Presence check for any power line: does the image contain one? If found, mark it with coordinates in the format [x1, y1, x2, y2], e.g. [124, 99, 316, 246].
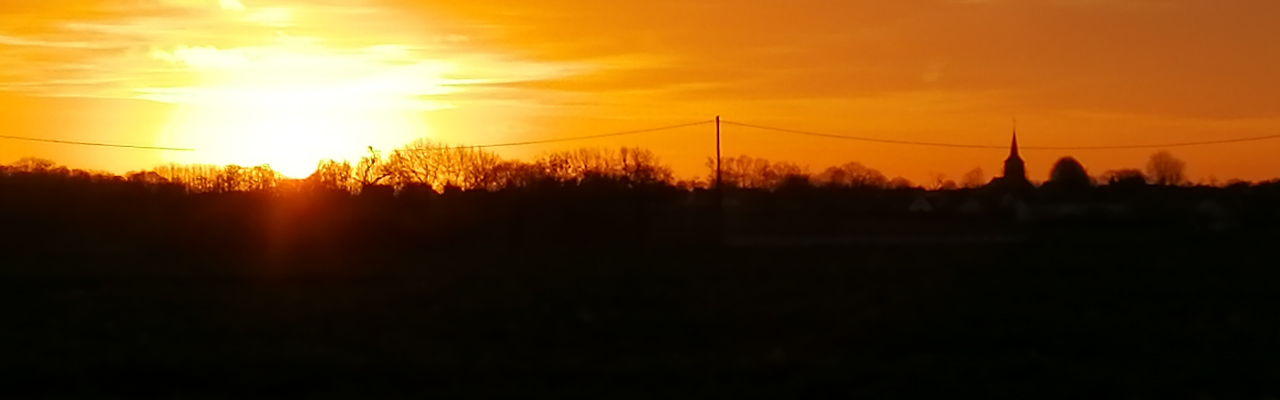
[722, 121, 1009, 149]
[8, 117, 1279, 153]
[1024, 133, 1280, 149]
[0, 120, 714, 154]
[722, 120, 1280, 150]
[0, 134, 195, 151]
[402, 120, 715, 151]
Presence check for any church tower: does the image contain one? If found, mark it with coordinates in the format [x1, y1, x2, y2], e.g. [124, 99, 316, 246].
[1003, 132, 1027, 182]
[992, 122, 1033, 192]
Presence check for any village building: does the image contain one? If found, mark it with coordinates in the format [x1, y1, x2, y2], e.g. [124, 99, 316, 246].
[989, 130, 1035, 193]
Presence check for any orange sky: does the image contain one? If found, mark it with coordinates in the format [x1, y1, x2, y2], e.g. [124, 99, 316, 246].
[2, 0, 1279, 182]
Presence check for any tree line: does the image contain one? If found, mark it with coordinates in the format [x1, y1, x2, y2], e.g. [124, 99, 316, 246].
[3, 142, 1278, 255]
[0, 140, 1266, 195]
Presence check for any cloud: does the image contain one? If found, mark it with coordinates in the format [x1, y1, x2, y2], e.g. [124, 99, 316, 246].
[151, 45, 251, 70]
[243, 7, 292, 26]
[0, 0, 589, 115]
[5, 0, 1279, 122]
[219, 0, 246, 12]
[139, 31, 587, 112]
[0, 35, 122, 50]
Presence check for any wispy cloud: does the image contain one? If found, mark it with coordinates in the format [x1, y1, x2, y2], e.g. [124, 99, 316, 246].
[0, 0, 589, 114]
[219, 0, 246, 12]
[0, 35, 125, 50]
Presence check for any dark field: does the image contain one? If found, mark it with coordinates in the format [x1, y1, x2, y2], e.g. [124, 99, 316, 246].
[3, 235, 1279, 399]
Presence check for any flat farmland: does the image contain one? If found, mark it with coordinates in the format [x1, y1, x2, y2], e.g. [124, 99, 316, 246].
[2, 237, 1278, 399]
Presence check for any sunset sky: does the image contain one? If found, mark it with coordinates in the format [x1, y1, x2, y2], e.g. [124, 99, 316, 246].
[2, 0, 1279, 182]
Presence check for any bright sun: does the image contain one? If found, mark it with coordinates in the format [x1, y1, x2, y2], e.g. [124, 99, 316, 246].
[159, 103, 427, 178]
[145, 38, 458, 178]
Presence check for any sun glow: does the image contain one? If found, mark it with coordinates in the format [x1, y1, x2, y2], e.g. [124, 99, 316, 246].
[0, 0, 590, 177]
[146, 35, 460, 177]
[158, 103, 429, 178]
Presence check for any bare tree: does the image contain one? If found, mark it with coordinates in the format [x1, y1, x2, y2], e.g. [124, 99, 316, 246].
[458, 147, 503, 190]
[927, 172, 949, 190]
[707, 155, 811, 190]
[9, 157, 56, 173]
[216, 165, 247, 192]
[308, 159, 354, 192]
[490, 160, 550, 189]
[152, 164, 222, 193]
[816, 162, 889, 189]
[354, 147, 395, 188]
[960, 167, 986, 189]
[385, 139, 440, 188]
[246, 165, 282, 191]
[1146, 150, 1186, 186]
[768, 161, 805, 189]
[125, 170, 168, 185]
[887, 177, 915, 189]
[382, 139, 506, 191]
[614, 147, 674, 186]
[536, 147, 673, 188]
[1099, 169, 1146, 187]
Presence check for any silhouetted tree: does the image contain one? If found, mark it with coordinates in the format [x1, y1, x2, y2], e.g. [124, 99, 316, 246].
[960, 167, 985, 189]
[540, 147, 674, 188]
[887, 177, 915, 190]
[776, 173, 814, 191]
[454, 147, 503, 190]
[125, 170, 168, 186]
[1202, 176, 1220, 188]
[217, 165, 248, 192]
[10, 157, 56, 173]
[384, 140, 440, 188]
[150, 164, 225, 193]
[1048, 157, 1092, 191]
[355, 147, 395, 188]
[246, 165, 282, 191]
[309, 160, 355, 192]
[925, 172, 956, 190]
[489, 160, 550, 189]
[1100, 169, 1147, 187]
[815, 162, 889, 189]
[616, 147, 675, 186]
[385, 139, 504, 191]
[1146, 150, 1186, 186]
[708, 155, 805, 190]
[675, 178, 707, 191]
[1225, 179, 1251, 190]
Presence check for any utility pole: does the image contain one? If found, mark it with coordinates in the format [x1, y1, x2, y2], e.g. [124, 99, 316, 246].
[716, 116, 722, 191]
[714, 116, 723, 246]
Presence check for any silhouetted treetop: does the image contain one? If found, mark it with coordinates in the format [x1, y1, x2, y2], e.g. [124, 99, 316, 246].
[1100, 169, 1147, 188]
[708, 155, 805, 190]
[538, 147, 674, 188]
[816, 162, 889, 189]
[9, 157, 57, 173]
[1048, 157, 1092, 190]
[1147, 150, 1187, 186]
[960, 167, 985, 189]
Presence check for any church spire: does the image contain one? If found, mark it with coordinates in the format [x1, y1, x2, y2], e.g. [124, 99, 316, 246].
[1010, 117, 1020, 158]
[1002, 118, 1027, 183]
[1010, 131, 1020, 159]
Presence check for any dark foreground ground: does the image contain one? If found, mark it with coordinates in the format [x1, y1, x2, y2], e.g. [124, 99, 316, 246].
[3, 234, 1279, 399]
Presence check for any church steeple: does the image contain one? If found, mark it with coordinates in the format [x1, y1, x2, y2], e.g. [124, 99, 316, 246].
[1009, 131, 1020, 159]
[1009, 118, 1021, 159]
[990, 118, 1033, 192]
[1002, 125, 1027, 183]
